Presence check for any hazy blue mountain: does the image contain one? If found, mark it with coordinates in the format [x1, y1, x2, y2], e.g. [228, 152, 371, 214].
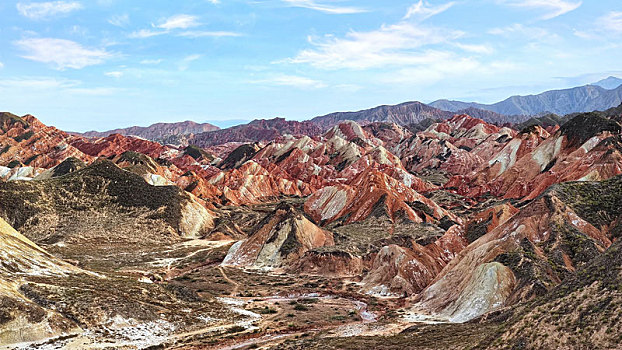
[592, 76, 622, 90]
[310, 101, 454, 129]
[430, 84, 622, 116]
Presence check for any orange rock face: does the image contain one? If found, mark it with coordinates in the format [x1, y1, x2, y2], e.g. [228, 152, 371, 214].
[0, 114, 93, 169]
[413, 178, 617, 322]
[361, 225, 467, 296]
[304, 168, 455, 226]
[221, 203, 334, 269]
[445, 114, 622, 200]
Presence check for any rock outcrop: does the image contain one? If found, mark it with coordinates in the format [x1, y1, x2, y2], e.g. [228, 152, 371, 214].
[222, 203, 334, 269]
[414, 175, 622, 322]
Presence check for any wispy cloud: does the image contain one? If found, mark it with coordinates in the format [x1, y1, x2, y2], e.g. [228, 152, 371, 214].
[130, 14, 241, 39]
[0, 62, 3, 69]
[16, 1, 83, 20]
[251, 75, 327, 88]
[14, 38, 112, 70]
[453, 43, 494, 54]
[206, 0, 220, 4]
[105, 71, 123, 78]
[499, 0, 582, 20]
[140, 59, 163, 65]
[178, 54, 202, 71]
[403, 1, 454, 21]
[285, 21, 463, 69]
[0, 77, 122, 97]
[178, 31, 242, 38]
[0, 77, 79, 90]
[600, 11, 622, 34]
[108, 13, 129, 27]
[157, 14, 201, 30]
[129, 29, 167, 39]
[281, 0, 366, 14]
[488, 23, 558, 41]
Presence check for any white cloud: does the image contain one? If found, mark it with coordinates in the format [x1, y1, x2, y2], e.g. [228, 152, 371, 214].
[282, 0, 366, 14]
[105, 71, 123, 78]
[0, 62, 3, 69]
[0, 77, 121, 96]
[404, 1, 455, 21]
[0, 77, 80, 90]
[499, 0, 581, 20]
[178, 31, 242, 38]
[285, 22, 463, 69]
[600, 11, 622, 33]
[129, 29, 167, 38]
[454, 43, 494, 54]
[14, 38, 112, 70]
[488, 23, 556, 41]
[140, 59, 163, 65]
[157, 14, 201, 30]
[108, 13, 129, 27]
[207, 0, 220, 3]
[178, 54, 201, 71]
[131, 14, 240, 39]
[251, 75, 327, 89]
[381, 56, 481, 85]
[16, 1, 82, 20]
[66, 87, 120, 95]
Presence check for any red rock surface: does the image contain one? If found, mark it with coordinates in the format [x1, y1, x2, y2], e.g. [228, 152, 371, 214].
[445, 115, 622, 200]
[221, 203, 334, 269]
[304, 168, 455, 225]
[361, 225, 467, 296]
[0, 114, 93, 169]
[413, 181, 615, 322]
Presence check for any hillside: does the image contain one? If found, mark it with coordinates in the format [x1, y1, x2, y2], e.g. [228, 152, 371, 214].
[80, 120, 220, 143]
[431, 84, 622, 116]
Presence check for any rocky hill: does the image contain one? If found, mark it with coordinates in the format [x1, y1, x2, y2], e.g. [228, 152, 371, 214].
[1, 106, 622, 349]
[79, 120, 220, 144]
[311, 101, 455, 129]
[189, 117, 322, 147]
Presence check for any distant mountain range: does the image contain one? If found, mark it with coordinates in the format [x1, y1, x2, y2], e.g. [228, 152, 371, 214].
[189, 117, 323, 147]
[74, 77, 622, 144]
[310, 101, 453, 129]
[79, 120, 220, 141]
[430, 81, 622, 116]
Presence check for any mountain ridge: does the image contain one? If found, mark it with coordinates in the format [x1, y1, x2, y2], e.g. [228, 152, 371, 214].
[77, 120, 220, 142]
[430, 83, 622, 116]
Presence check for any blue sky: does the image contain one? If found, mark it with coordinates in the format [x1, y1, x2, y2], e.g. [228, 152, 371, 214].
[0, 0, 621, 131]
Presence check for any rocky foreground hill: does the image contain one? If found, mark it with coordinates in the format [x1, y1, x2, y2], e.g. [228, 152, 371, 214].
[1, 106, 621, 349]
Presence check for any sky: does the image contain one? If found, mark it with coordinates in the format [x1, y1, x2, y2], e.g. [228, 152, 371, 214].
[0, 0, 621, 131]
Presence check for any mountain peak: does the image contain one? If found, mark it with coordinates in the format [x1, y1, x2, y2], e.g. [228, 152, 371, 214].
[592, 76, 622, 90]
